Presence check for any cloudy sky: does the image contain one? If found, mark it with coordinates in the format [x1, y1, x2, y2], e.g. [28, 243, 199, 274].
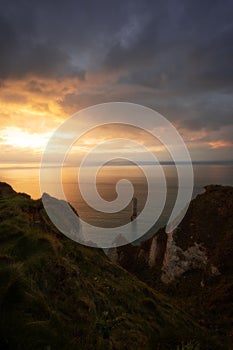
[0, 0, 233, 165]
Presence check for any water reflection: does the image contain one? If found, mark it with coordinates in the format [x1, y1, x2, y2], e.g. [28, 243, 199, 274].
[1, 164, 232, 233]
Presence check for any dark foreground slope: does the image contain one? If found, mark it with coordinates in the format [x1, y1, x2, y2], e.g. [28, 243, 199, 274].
[116, 185, 233, 349]
[0, 182, 215, 350]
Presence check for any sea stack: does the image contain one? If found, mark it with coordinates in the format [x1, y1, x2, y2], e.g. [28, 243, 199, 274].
[131, 197, 138, 221]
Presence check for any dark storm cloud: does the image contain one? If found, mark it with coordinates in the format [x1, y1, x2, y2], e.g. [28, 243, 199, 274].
[2, 0, 233, 86]
[0, 2, 85, 79]
[0, 0, 140, 79]
[105, 0, 233, 93]
[103, 0, 233, 132]
[1, 0, 233, 133]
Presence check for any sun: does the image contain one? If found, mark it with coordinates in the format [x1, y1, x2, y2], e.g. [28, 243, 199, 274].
[0, 127, 51, 150]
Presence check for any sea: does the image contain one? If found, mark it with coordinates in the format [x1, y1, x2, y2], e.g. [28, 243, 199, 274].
[1, 163, 232, 240]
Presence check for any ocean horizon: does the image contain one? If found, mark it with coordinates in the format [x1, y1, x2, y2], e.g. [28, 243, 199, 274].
[1, 163, 233, 237]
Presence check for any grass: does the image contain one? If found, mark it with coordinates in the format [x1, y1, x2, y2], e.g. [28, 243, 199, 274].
[0, 182, 218, 349]
[176, 341, 200, 350]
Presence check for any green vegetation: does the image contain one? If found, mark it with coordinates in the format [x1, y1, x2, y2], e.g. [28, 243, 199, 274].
[176, 341, 200, 350]
[0, 183, 217, 349]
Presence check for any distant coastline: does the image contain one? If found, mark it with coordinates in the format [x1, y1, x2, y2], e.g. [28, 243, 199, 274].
[0, 159, 233, 169]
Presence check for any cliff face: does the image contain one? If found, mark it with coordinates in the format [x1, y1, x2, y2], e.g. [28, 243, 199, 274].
[161, 233, 208, 283]
[117, 185, 233, 283]
[116, 185, 233, 347]
[161, 185, 233, 284]
[0, 182, 213, 350]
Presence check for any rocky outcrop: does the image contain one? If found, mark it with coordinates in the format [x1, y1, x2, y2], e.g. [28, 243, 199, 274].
[161, 232, 208, 283]
[116, 185, 233, 285]
[114, 185, 233, 348]
[114, 229, 167, 283]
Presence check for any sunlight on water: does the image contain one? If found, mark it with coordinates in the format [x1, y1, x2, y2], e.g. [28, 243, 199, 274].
[1, 164, 233, 233]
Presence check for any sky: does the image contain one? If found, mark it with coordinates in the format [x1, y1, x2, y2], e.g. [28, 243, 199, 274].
[0, 0, 233, 165]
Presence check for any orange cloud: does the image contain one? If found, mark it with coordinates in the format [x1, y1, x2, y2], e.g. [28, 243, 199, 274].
[208, 140, 233, 149]
[1, 73, 233, 166]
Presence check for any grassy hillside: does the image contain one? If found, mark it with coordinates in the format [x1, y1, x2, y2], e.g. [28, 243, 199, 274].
[0, 182, 215, 349]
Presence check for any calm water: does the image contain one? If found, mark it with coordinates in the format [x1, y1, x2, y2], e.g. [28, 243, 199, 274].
[1, 164, 233, 234]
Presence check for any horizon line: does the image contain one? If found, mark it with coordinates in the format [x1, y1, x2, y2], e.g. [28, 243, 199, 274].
[0, 160, 233, 170]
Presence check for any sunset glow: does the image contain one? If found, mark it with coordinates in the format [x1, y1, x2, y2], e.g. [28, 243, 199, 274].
[0, 127, 51, 150]
[0, 1, 232, 166]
